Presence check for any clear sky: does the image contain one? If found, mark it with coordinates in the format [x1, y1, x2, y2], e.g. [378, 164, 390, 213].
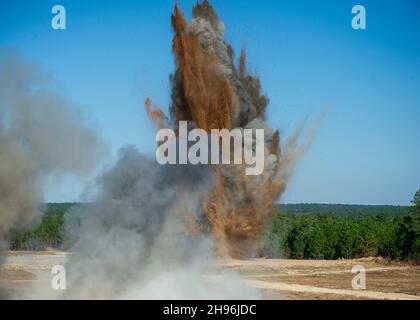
[1, 0, 419, 205]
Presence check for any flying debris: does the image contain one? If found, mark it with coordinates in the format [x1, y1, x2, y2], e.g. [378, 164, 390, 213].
[146, 1, 306, 259]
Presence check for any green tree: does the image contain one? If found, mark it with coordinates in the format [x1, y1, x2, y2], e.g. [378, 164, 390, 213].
[411, 189, 420, 207]
[407, 189, 420, 261]
[393, 189, 420, 262]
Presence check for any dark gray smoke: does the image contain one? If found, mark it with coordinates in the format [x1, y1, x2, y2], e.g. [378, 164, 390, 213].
[23, 147, 259, 299]
[0, 49, 105, 271]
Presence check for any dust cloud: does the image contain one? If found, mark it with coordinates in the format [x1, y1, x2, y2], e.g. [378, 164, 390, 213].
[146, 1, 313, 258]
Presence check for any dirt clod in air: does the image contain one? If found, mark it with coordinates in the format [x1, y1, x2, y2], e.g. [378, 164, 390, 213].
[146, 1, 302, 259]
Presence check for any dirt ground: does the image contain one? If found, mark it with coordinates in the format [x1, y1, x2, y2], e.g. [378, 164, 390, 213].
[1, 251, 420, 300]
[222, 257, 420, 300]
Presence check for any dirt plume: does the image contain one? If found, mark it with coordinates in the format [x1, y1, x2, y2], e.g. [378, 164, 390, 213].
[146, 1, 309, 259]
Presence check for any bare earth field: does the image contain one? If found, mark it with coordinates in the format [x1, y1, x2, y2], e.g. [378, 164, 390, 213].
[1, 251, 420, 300]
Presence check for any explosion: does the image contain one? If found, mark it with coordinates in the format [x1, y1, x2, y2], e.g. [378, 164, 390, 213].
[1, 1, 310, 299]
[147, 1, 301, 259]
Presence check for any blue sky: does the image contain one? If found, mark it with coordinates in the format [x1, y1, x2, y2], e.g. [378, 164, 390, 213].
[1, 0, 419, 205]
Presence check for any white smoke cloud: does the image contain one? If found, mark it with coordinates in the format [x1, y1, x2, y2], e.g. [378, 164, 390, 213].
[0, 48, 105, 296]
[21, 148, 259, 299]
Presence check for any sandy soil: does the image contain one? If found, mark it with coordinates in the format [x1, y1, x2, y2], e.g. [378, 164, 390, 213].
[223, 257, 420, 300]
[1, 251, 419, 300]
[0, 250, 68, 296]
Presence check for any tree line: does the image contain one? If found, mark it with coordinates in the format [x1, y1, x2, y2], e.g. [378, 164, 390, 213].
[259, 190, 420, 263]
[9, 203, 73, 250]
[9, 190, 420, 263]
